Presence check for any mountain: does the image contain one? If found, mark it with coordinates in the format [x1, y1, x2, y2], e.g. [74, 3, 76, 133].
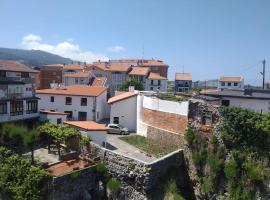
[0, 47, 72, 67]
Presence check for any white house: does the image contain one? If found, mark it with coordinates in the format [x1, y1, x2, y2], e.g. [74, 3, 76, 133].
[64, 121, 108, 146]
[0, 60, 39, 123]
[218, 76, 244, 90]
[36, 85, 109, 122]
[145, 72, 167, 92]
[39, 110, 68, 124]
[202, 89, 270, 113]
[108, 92, 138, 132]
[63, 71, 91, 86]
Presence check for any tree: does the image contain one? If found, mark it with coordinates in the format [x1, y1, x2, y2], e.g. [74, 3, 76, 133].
[118, 77, 144, 91]
[22, 129, 39, 164]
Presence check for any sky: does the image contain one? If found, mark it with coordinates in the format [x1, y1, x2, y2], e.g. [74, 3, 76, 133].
[0, 0, 270, 84]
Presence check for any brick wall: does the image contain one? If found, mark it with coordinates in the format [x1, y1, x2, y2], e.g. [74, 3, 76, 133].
[143, 108, 188, 134]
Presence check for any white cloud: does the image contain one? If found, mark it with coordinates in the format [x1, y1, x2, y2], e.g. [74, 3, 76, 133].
[21, 34, 109, 62]
[107, 45, 126, 53]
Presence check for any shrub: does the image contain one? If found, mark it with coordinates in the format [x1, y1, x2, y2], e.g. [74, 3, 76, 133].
[185, 129, 196, 145]
[96, 163, 107, 174]
[106, 179, 121, 191]
[224, 158, 237, 180]
[201, 176, 215, 194]
[192, 149, 207, 167]
[208, 154, 224, 175]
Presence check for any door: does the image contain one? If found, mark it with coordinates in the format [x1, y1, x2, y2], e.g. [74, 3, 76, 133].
[78, 112, 87, 121]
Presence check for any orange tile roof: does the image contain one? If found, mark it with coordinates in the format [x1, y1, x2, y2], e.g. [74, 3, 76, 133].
[175, 73, 192, 81]
[64, 121, 108, 131]
[139, 59, 168, 67]
[64, 71, 90, 78]
[36, 85, 107, 97]
[106, 63, 131, 72]
[148, 72, 167, 80]
[129, 67, 150, 76]
[108, 92, 137, 104]
[63, 64, 84, 71]
[0, 60, 39, 73]
[43, 64, 64, 67]
[91, 77, 106, 87]
[219, 76, 242, 82]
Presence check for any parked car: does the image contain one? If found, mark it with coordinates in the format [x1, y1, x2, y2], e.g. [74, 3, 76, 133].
[107, 124, 129, 135]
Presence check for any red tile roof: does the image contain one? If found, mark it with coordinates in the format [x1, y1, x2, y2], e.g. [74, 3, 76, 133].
[64, 121, 108, 131]
[148, 72, 167, 80]
[175, 73, 192, 81]
[219, 76, 242, 82]
[108, 92, 137, 104]
[64, 71, 90, 78]
[91, 77, 106, 87]
[36, 85, 107, 97]
[0, 60, 38, 73]
[129, 67, 150, 76]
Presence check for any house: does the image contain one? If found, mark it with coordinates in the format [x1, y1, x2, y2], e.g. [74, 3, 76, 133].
[63, 71, 91, 86]
[36, 64, 63, 89]
[64, 121, 108, 146]
[0, 60, 39, 123]
[145, 72, 167, 92]
[202, 89, 270, 113]
[39, 110, 68, 124]
[36, 85, 108, 122]
[108, 92, 138, 131]
[175, 73, 192, 92]
[218, 76, 244, 90]
[193, 79, 219, 88]
[91, 59, 169, 95]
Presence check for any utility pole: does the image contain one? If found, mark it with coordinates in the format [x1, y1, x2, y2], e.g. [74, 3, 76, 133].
[261, 59, 266, 89]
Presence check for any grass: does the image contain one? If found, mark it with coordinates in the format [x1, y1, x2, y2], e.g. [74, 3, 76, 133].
[119, 135, 178, 158]
[157, 93, 189, 102]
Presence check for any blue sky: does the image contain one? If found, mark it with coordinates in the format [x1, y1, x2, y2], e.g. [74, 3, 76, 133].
[0, 0, 270, 84]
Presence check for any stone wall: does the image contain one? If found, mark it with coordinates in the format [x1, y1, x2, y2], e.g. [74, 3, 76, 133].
[90, 143, 194, 200]
[147, 125, 185, 147]
[48, 165, 99, 200]
[143, 108, 187, 134]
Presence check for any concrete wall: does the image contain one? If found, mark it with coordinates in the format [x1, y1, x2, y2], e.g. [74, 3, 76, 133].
[64, 77, 89, 86]
[96, 90, 110, 121]
[218, 80, 244, 90]
[39, 113, 67, 124]
[222, 97, 270, 113]
[110, 95, 137, 131]
[80, 130, 106, 146]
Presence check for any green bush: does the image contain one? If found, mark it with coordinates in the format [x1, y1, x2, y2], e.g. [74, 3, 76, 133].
[106, 179, 121, 191]
[208, 154, 224, 175]
[192, 149, 207, 167]
[164, 179, 185, 200]
[118, 78, 144, 91]
[96, 163, 107, 174]
[224, 158, 237, 180]
[201, 176, 215, 194]
[185, 129, 196, 145]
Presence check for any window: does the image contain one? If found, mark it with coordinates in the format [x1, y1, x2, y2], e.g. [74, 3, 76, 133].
[57, 118, 62, 124]
[228, 82, 231, 86]
[150, 87, 153, 90]
[151, 80, 154, 85]
[0, 102, 7, 114]
[75, 78, 79, 84]
[21, 72, 29, 78]
[50, 96, 54, 102]
[26, 100, 38, 114]
[0, 71, 6, 77]
[158, 80, 161, 86]
[65, 97, 72, 105]
[222, 100, 230, 106]
[113, 117, 119, 124]
[65, 111, 73, 119]
[78, 112, 87, 121]
[221, 82, 225, 86]
[234, 82, 238, 86]
[81, 98, 87, 106]
[10, 101, 23, 116]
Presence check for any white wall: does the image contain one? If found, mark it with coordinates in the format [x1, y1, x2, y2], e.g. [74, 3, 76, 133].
[110, 95, 137, 131]
[37, 94, 94, 120]
[96, 91, 110, 121]
[142, 96, 189, 116]
[64, 77, 88, 86]
[81, 130, 106, 146]
[145, 79, 167, 92]
[218, 80, 244, 90]
[39, 113, 67, 124]
[223, 97, 270, 113]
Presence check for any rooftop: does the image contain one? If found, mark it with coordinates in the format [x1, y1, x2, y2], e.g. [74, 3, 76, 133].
[64, 71, 90, 78]
[64, 121, 108, 131]
[219, 76, 242, 82]
[36, 85, 107, 97]
[63, 64, 84, 71]
[0, 60, 38, 73]
[148, 72, 167, 80]
[202, 89, 270, 100]
[175, 73, 192, 81]
[91, 77, 106, 87]
[129, 67, 150, 76]
[108, 92, 137, 104]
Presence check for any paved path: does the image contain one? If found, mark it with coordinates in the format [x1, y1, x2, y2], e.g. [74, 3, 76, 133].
[105, 134, 156, 163]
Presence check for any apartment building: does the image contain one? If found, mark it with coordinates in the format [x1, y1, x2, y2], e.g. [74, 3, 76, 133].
[175, 73, 192, 92]
[218, 76, 244, 90]
[36, 85, 108, 122]
[64, 71, 91, 86]
[0, 60, 39, 123]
